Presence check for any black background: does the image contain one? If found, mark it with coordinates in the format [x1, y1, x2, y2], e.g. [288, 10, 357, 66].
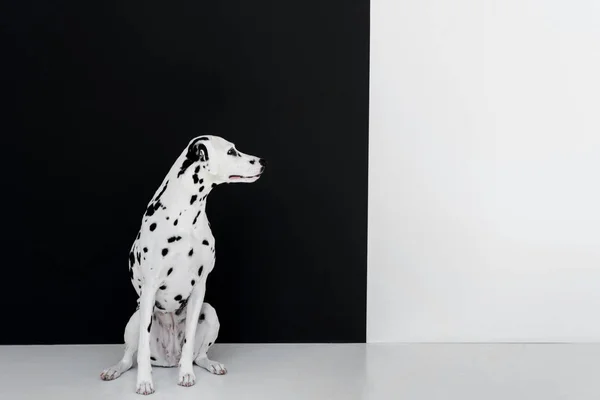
[1, 0, 369, 344]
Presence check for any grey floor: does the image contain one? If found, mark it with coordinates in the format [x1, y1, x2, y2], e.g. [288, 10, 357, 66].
[1, 343, 599, 399]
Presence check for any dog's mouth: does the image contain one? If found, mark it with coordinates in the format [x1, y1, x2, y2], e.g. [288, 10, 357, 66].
[229, 173, 262, 181]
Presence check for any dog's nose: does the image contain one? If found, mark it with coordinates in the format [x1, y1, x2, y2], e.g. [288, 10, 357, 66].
[259, 158, 267, 167]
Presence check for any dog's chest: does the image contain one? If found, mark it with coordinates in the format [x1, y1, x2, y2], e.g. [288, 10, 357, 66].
[153, 247, 212, 312]
[132, 212, 216, 312]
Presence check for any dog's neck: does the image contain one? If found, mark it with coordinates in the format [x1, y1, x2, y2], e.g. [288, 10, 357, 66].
[145, 159, 218, 225]
[166, 174, 215, 207]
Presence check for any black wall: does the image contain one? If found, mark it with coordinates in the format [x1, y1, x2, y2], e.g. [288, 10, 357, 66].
[1, 0, 370, 344]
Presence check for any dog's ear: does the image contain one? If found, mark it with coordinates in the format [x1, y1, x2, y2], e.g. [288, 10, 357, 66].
[178, 138, 211, 177]
[188, 137, 210, 162]
[191, 142, 208, 162]
[198, 145, 208, 162]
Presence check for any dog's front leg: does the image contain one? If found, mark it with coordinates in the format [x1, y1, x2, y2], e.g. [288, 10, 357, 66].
[178, 280, 206, 387]
[136, 283, 158, 395]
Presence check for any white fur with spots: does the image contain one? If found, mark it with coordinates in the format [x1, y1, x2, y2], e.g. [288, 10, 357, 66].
[100, 135, 265, 395]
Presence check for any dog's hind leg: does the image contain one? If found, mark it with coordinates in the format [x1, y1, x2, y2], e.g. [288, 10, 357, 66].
[101, 310, 140, 381]
[193, 303, 226, 375]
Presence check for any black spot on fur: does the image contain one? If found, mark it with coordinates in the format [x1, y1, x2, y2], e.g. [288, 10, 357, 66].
[179, 159, 195, 178]
[198, 266, 203, 276]
[202, 240, 209, 246]
[129, 251, 135, 267]
[195, 166, 200, 173]
[147, 320, 152, 332]
[168, 236, 182, 243]
[143, 247, 148, 253]
[155, 301, 165, 310]
[162, 248, 169, 256]
[192, 174, 199, 184]
[155, 181, 169, 201]
[199, 186, 204, 193]
[167, 267, 173, 276]
[166, 216, 170, 220]
[150, 356, 157, 361]
[190, 195, 197, 205]
[191, 280, 195, 286]
[174, 219, 178, 226]
[200, 313, 205, 321]
[174, 294, 182, 301]
[150, 223, 157, 231]
[144, 200, 163, 216]
[145, 204, 155, 217]
[193, 210, 201, 225]
[178, 140, 208, 177]
[208, 342, 213, 347]
[188, 248, 194, 256]
[184, 338, 187, 344]
[160, 285, 167, 290]
[175, 297, 188, 316]
[212, 183, 217, 188]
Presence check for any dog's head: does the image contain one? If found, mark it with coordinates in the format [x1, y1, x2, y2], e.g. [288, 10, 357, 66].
[178, 135, 266, 185]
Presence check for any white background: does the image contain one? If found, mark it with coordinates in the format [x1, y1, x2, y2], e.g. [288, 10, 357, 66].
[368, 0, 600, 342]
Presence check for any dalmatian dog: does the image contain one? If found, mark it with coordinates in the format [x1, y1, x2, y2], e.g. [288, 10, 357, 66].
[100, 135, 266, 395]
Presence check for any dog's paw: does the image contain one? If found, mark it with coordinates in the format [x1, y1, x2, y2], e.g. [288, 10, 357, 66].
[101, 360, 132, 381]
[196, 357, 227, 375]
[178, 371, 196, 387]
[207, 361, 227, 375]
[100, 366, 121, 381]
[136, 381, 155, 395]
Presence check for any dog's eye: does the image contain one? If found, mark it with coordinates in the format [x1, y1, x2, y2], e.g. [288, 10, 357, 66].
[227, 148, 237, 156]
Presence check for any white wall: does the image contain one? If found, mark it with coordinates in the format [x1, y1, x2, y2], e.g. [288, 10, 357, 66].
[368, 0, 600, 342]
